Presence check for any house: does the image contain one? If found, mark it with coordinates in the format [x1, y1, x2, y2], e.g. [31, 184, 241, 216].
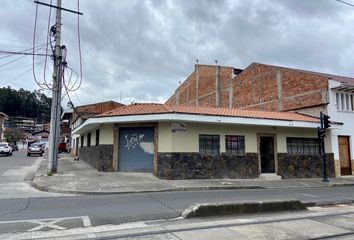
[0, 112, 8, 140]
[63, 101, 124, 156]
[72, 103, 337, 179]
[166, 63, 354, 177]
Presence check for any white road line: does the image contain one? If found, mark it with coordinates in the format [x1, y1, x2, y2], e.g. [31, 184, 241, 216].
[0, 216, 88, 224]
[82, 216, 92, 227]
[299, 182, 312, 187]
[299, 193, 318, 198]
[28, 219, 66, 232]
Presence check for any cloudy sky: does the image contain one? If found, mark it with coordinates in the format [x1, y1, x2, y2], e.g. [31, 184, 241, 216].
[1, 0, 354, 107]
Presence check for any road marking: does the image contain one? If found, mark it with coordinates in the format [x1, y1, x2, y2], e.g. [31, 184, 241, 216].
[0, 216, 91, 232]
[299, 182, 312, 187]
[28, 219, 66, 231]
[299, 193, 318, 198]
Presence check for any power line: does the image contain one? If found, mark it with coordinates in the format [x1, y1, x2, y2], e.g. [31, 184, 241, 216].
[336, 0, 354, 7]
[0, 50, 51, 57]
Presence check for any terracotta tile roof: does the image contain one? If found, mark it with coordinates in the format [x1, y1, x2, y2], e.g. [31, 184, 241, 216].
[97, 103, 320, 123]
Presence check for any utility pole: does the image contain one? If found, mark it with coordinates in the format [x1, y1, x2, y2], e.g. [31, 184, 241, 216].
[48, 0, 62, 173]
[35, 0, 82, 173]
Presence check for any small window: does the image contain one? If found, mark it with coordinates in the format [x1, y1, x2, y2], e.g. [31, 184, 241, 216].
[80, 136, 84, 148]
[199, 135, 219, 155]
[341, 93, 345, 110]
[225, 135, 245, 156]
[346, 94, 350, 111]
[95, 129, 100, 146]
[351, 95, 354, 111]
[87, 133, 91, 147]
[286, 137, 319, 155]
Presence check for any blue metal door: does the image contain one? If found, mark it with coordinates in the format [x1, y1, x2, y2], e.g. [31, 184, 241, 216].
[118, 127, 154, 172]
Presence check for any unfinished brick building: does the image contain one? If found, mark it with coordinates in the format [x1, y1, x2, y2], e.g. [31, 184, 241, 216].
[165, 62, 354, 177]
[165, 62, 354, 116]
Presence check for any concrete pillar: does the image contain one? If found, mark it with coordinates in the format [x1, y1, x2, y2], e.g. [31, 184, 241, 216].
[195, 64, 199, 107]
[276, 71, 283, 111]
[175, 89, 180, 106]
[215, 65, 220, 107]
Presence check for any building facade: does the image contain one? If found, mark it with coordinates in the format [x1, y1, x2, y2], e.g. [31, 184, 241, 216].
[166, 63, 354, 177]
[73, 103, 335, 179]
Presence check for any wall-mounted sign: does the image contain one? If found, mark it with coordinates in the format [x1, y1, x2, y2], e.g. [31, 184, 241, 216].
[172, 123, 187, 133]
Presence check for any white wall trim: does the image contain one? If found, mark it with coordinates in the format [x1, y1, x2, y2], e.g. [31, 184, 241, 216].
[73, 113, 321, 135]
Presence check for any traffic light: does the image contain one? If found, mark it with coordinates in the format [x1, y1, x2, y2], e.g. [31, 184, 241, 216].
[323, 114, 331, 129]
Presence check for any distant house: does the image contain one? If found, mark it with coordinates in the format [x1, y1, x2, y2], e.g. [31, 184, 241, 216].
[0, 112, 8, 141]
[73, 103, 337, 179]
[62, 101, 124, 156]
[31, 130, 49, 141]
[166, 63, 354, 177]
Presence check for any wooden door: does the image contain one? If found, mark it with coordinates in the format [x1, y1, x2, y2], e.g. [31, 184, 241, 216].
[338, 136, 352, 175]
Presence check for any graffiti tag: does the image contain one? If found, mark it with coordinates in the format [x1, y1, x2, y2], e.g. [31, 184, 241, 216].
[124, 133, 144, 150]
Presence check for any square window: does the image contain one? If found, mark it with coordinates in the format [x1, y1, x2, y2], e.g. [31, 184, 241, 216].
[225, 135, 245, 156]
[199, 135, 219, 155]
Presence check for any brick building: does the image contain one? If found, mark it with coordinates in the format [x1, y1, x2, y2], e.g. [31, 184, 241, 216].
[66, 101, 124, 156]
[166, 62, 354, 177]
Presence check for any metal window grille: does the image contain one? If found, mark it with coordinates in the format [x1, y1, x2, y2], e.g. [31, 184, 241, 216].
[199, 135, 220, 155]
[286, 137, 319, 155]
[225, 135, 245, 156]
[95, 129, 100, 146]
[87, 133, 91, 147]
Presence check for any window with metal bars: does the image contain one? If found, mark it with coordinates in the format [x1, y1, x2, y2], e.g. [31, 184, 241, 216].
[199, 134, 219, 155]
[286, 137, 319, 155]
[95, 129, 100, 146]
[225, 135, 245, 156]
[87, 133, 91, 147]
[80, 136, 84, 148]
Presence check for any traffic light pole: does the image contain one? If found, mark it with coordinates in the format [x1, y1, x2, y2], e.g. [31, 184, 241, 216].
[319, 112, 330, 183]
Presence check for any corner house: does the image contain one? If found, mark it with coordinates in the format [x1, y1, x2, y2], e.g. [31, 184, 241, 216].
[73, 103, 337, 179]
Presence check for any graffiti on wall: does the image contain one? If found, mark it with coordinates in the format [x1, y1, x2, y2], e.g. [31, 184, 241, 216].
[124, 133, 144, 150]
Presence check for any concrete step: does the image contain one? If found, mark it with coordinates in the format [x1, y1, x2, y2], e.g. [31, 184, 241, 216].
[259, 173, 282, 180]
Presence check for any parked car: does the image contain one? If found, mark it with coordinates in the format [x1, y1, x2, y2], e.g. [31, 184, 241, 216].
[9, 142, 18, 151]
[27, 143, 43, 156]
[0, 143, 13, 156]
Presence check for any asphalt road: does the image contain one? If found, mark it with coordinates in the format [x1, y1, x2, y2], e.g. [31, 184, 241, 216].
[1, 151, 354, 237]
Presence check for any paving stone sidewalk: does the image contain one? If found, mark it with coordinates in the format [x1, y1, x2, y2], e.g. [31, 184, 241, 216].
[32, 154, 354, 194]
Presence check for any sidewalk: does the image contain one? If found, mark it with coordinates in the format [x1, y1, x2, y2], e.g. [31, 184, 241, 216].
[32, 154, 354, 194]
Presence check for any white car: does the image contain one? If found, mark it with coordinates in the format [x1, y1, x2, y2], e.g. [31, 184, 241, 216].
[0, 143, 13, 156]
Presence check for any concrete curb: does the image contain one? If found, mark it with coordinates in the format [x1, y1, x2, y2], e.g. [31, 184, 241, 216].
[31, 181, 264, 195]
[181, 199, 307, 218]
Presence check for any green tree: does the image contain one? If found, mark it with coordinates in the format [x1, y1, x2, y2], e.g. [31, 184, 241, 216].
[4, 128, 25, 142]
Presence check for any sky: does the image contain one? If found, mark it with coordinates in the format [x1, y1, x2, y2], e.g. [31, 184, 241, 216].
[1, 0, 354, 107]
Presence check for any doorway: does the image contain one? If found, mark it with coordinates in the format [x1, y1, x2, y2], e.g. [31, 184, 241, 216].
[260, 136, 275, 173]
[338, 136, 352, 175]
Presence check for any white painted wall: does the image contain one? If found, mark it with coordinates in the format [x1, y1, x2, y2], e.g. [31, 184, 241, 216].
[158, 122, 324, 153]
[327, 80, 354, 161]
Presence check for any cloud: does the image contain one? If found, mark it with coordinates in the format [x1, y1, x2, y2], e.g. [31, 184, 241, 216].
[1, 0, 354, 107]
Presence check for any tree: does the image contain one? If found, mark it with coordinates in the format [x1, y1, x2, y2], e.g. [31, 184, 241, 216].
[0, 87, 52, 123]
[4, 128, 25, 142]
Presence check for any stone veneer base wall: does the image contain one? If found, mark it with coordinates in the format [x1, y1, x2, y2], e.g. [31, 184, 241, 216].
[157, 152, 259, 180]
[277, 153, 335, 178]
[79, 145, 113, 172]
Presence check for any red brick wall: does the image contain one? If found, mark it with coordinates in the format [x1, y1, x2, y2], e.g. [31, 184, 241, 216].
[73, 101, 124, 122]
[232, 63, 328, 111]
[166, 63, 329, 112]
[165, 65, 234, 107]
